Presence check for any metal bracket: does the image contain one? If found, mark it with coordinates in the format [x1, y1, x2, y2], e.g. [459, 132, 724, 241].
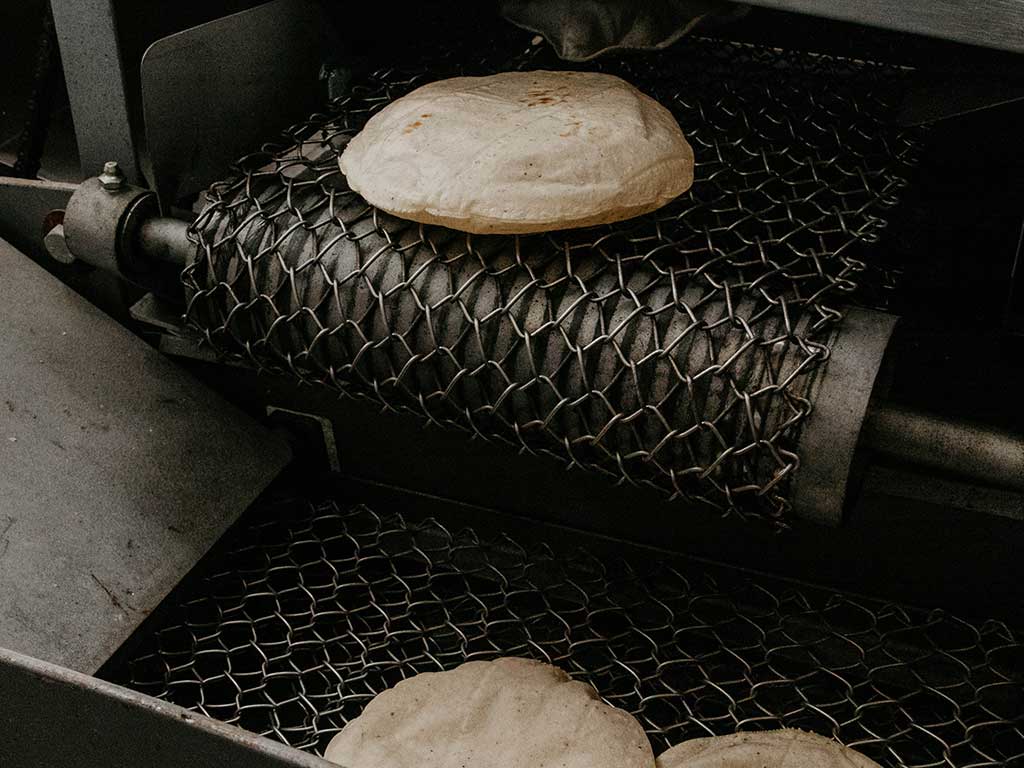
[266, 406, 342, 474]
[129, 292, 187, 334]
[140, 0, 333, 211]
[0, 176, 77, 255]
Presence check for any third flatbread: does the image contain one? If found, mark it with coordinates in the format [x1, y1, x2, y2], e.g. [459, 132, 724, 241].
[657, 729, 882, 768]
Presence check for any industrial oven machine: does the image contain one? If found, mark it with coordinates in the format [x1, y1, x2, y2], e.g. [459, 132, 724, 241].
[1, 1, 1023, 766]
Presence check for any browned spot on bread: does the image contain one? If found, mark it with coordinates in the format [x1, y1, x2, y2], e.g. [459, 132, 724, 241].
[402, 120, 424, 134]
[522, 85, 571, 108]
[420, 113, 431, 118]
[559, 120, 582, 137]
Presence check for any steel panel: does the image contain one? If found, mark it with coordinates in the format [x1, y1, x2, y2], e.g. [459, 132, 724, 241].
[744, 0, 1024, 53]
[0, 647, 331, 768]
[0, 236, 291, 673]
[140, 0, 330, 210]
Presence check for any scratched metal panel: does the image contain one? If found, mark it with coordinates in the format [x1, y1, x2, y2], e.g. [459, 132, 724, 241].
[0, 648, 331, 768]
[0, 236, 291, 674]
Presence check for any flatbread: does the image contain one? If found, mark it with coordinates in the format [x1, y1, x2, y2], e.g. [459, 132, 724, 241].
[339, 70, 694, 234]
[323, 657, 655, 768]
[656, 729, 882, 768]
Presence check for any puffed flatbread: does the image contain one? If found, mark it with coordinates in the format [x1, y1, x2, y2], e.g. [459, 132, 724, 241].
[657, 729, 882, 768]
[324, 657, 655, 768]
[339, 70, 693, 234]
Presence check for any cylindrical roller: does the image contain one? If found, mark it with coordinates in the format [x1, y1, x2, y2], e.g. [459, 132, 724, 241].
[63, 177, 155, 275]
[186, 182, 830, 516]
[791, 311, 1024, 522]
[136, 217, 191, 268]
[789, 309, 898, 526]
[863, 405, 1024, 492]
[61, 173, 189, 301]
[186, 173, 1024, 524]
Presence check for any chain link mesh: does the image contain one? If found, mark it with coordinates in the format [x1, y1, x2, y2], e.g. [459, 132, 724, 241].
[109, 497, 1024, 767]
[183, 36, 921, 521]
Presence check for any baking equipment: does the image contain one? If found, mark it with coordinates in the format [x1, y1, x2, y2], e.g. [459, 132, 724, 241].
[1, 1, 1022, 767]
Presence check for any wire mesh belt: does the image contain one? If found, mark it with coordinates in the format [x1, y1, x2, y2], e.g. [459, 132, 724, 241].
[108, 498, 1024, 767]
[184, 36, 922, 521]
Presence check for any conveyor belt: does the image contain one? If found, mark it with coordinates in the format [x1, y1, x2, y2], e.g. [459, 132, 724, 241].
[182, 35, 922, 522]
[106, 493, 1024, 767]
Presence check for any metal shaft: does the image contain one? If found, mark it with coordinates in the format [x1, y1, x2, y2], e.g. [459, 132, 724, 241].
[862, 404, 1024, 492]
[136, 216, 191, 268]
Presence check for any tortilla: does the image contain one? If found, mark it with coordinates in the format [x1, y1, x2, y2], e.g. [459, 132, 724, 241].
[656, 729, 882, 768]
[339, 70, 693, 234]
[323, 657, 655, 768]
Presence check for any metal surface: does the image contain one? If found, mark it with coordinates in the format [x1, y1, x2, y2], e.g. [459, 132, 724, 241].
[1008, 218, 1024, 335]
[742, 0, 1024, 54]
[49, 0, 140, 183]
[0, 236, 291, 673]
[140, 0, 331, 211]
[130, 292, 190, 333]
[0, 176, 76, 254]
[137, 216, 193, 268]
[863, 405, 1024, 492]
[863, 465, 1024, 521]
[42, 222, 74, 264]
[184, 36, 920, 524]
[61, 174, 187, 300]
[12, 1, 59, 180]
[0, 647, 331, 768]
[894, 73, 1024, 127]
[788, 309, 897, 525]
[108, 495, 1024, 767]
[63, 176, 153, 274]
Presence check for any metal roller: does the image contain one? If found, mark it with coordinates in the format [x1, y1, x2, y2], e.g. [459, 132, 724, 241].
[60, 187, 1019, 526]
[52, 38, 1023, 527]
[170, 38, 914, 524]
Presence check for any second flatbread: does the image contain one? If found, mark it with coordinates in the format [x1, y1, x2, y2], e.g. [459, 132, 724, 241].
[324, 657, 654, 768]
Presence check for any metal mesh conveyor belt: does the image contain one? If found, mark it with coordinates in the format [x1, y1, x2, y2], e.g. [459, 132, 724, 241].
[184, 36, 922, 521]
[107, 497, 1024, 767]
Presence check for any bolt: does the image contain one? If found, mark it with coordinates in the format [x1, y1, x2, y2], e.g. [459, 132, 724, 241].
[99, 160, 125, 192]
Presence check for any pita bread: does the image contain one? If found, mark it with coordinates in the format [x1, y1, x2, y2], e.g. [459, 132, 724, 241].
[656, 729, 882, 768]
[339, 71, 693, 234]
[323, 657, 655, 768]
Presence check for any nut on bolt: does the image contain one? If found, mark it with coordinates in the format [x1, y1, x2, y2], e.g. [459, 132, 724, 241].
[99, 160, 125, 191]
